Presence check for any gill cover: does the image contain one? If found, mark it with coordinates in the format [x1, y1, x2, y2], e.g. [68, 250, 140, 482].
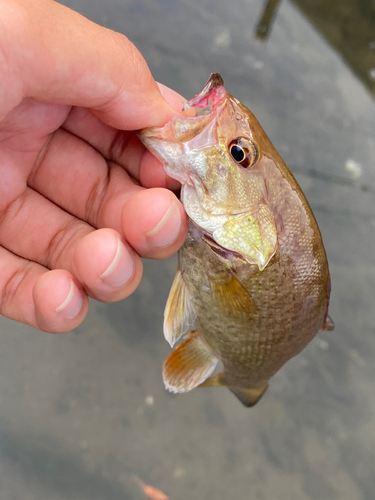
[211, 204, 277, 270]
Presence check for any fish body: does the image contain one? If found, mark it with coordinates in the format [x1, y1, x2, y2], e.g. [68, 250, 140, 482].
[139, 74, 333, 407]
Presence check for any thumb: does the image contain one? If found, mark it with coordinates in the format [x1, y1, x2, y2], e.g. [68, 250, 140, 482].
[1, 0, 178, 129]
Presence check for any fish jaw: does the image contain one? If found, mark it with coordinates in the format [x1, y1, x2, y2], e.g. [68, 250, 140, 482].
[139, 74, 227, 184]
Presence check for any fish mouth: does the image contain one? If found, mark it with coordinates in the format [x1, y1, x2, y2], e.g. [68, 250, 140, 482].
[138, 74, 228, 185]
[184, 73, 226, 116]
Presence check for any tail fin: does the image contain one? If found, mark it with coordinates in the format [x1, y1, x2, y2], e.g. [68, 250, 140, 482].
[229, 383, 268, 407]
[199, 374, 268, 407]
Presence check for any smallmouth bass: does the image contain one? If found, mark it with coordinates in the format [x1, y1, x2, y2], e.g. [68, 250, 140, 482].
[139, 74, 333, 407]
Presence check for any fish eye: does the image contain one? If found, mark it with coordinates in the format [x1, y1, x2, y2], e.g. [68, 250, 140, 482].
[228, 138, 258, 168]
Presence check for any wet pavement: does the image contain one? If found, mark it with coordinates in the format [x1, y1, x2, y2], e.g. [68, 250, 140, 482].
[1, 0, 375, 498]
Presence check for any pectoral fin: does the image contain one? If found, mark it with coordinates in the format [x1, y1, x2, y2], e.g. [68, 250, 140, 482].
[163, 269, 196, 347]
[163, 330, 218, 393]
[209, 270, 259, 318]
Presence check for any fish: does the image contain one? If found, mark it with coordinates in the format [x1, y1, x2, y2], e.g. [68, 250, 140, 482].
[139, 73, 333, 407]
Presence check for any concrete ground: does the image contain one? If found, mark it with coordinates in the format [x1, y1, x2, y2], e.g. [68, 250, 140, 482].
[1, 0, 375, 498]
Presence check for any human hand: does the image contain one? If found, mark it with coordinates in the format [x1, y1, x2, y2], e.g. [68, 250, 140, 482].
[0, 0, 187, 333]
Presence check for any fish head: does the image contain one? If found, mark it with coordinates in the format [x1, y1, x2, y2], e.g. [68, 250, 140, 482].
[139, 74, 278, 270]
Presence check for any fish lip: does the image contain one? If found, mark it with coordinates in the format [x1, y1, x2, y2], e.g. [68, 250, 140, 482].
[184, 73, 226, 114]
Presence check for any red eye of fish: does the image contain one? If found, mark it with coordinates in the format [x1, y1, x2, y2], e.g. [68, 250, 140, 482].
[228, 138, 258, 168]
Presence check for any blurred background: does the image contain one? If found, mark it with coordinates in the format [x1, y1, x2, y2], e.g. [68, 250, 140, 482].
[1, 0, 375, 498]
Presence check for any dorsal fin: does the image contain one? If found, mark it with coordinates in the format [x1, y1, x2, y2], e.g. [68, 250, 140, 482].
[163, 330, 218, 393]
[163, 269, 196, 347]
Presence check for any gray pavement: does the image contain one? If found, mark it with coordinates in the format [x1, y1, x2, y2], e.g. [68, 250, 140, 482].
[1, 0, 375, 498]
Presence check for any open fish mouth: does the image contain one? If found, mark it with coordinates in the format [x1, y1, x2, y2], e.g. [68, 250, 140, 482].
[183, 73, 226, 115]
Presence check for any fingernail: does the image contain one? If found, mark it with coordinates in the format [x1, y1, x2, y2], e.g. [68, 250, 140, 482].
[55, 279, 83, 319]
[146, 200, 181, 248]
[156, 82, 188, 114]
[99, 237, 134, 287]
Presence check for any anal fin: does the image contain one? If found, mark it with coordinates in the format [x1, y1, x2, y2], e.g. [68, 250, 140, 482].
[163, 330, 218, 393]
[163, 269, 196, 347]
[198, 372, 224, 387]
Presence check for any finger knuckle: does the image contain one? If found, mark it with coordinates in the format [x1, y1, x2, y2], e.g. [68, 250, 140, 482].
[0, 260, 34, 317]
[84, 168, 110, 226]
[45, 219, 89, 270]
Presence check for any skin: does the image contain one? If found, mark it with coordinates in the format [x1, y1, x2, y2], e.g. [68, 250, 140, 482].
[0, 0, 188, 333]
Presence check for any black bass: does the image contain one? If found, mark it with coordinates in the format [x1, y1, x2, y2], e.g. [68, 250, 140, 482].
[139, 74, 333, 407]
